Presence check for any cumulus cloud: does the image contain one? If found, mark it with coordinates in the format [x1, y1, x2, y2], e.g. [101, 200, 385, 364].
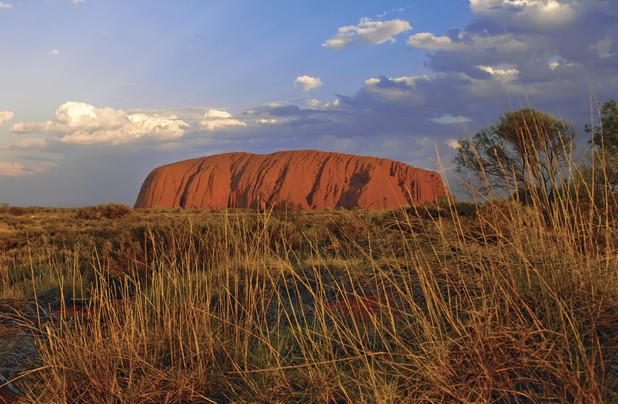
[364, 76, 422, 88]
[407, 33, 460, 51]
[0, 111, 13, 125]
[295, 75, 322, 91]
[362, 75, 430, 101]
[70, 0, 85, 4]
[205, 109, 233, 119]
[10, 102, 189, 145]
[257, 118, 278, 125]
[200, 109, 246, 131]
[445, 139, 461, 149]
[48, 49, 60, 56]
[590, 37, 614, 58]
[476, 65, 519, 82]
[407, 32, 528, 53]
[0, 3, 13, 9]
[306, 99, 322, 109]
[470, 0, 577, 29]
[323, 17, 412, 49]
[404, 0, 618, 105]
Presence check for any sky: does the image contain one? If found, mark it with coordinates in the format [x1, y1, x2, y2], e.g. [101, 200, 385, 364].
[0, 0, 617, 207]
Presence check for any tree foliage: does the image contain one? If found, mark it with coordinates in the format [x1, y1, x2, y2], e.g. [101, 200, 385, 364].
[586, 99, 618, 150]
[584, 100, 618, 194]
[454, 108, 574, 197]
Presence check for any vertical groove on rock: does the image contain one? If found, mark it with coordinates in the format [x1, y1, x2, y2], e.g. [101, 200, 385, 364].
[306, 154, 332, 207]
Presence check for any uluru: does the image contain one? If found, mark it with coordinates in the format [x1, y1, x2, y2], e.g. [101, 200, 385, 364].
[134, 150, 447, 210]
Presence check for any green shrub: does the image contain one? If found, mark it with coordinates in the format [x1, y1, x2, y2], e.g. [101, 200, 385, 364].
[453, 201, 479, 218]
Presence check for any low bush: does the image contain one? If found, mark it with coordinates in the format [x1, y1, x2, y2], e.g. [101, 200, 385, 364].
[76, 204, 132, 220]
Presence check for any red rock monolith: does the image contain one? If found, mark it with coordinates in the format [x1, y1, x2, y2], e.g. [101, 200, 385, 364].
[134, 150, 447, 210]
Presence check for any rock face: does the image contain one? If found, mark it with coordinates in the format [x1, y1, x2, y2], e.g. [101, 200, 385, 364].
[134, 150, 447, 210]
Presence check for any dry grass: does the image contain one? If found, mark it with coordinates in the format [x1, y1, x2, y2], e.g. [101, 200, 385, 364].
[0, 147, 616, 402]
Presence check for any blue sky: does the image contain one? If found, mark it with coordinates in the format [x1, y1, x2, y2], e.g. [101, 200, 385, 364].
[0, 0, 617, 206]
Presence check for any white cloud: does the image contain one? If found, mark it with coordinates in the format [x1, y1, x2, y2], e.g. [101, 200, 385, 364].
[546, 56, 572, 70]
[590, 37, 613, 58]
[0, 3, 13, 9]
[204, 109, 233, 119]
[48, 49, 60, 56]
[476, 65, 519, 81]
[11, 121, 54, 133]
[392, 76, 428, 86]
[429, 114, 472, 125]
[322, 17, 412, 49]
[70, 0, 85, 4]
[324, 98, 341, 108]
[469, 0, 577, 29]
[407, 33, 459, 51]
[201, 109, 246, 131]
[10, 102, 188, 145]
[294, 75, 322, 91]
[257, 118, 278, 124]
[407, 32, 527, 53]
[306, 99, 322, 109]
[365, 75, 429, 88]
[0, 162, 38, 177]
[0, 111, 13, 125]
[362, 75, 430, 100]
[446, 138, 461, 149]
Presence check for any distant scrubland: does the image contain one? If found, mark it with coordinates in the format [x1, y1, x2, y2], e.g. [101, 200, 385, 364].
[0, 188, 615, 402]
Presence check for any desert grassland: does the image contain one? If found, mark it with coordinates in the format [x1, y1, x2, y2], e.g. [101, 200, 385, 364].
[0, 180, 616, 403]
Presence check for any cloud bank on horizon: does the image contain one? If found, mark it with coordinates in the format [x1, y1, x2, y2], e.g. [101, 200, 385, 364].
[0, 0, 617, 206]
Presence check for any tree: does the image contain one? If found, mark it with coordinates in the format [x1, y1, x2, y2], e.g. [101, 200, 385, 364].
[586, 99, 618, 150]
[584, 100, 618, 194]
[454, 108, 575, 198]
